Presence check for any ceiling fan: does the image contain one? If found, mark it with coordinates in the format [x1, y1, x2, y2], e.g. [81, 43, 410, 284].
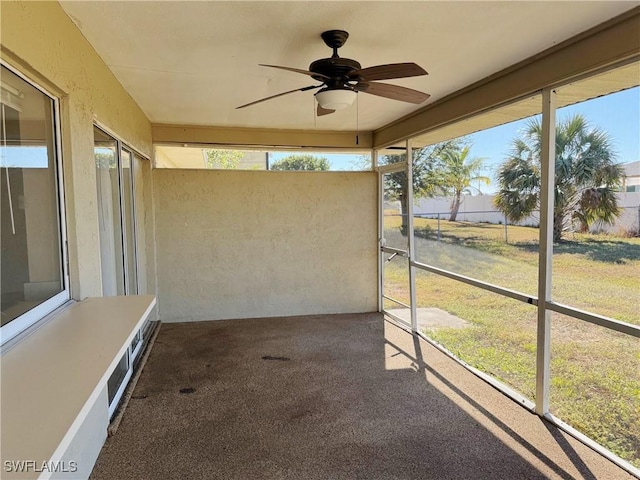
[237, 30, 430, 116]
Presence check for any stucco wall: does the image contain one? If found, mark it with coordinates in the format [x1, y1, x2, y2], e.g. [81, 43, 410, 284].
[1, 0, 153, 298]
[154, 170, 378, 322]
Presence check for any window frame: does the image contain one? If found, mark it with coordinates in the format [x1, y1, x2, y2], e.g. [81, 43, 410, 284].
[120, 146, 138, 295]
[93, 124, 142, 297]
[0, 61, 70, 347]
[107, 350, 132, 419]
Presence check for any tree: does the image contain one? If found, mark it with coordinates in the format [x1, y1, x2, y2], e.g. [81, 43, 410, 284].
[95, 151, 117, 169]
[433, 146, 489, 221]
[270, 154, 330, 171]
[379, 138, 475, 233]
[494, 114, 623, 241]
[205, 149, 245, 169]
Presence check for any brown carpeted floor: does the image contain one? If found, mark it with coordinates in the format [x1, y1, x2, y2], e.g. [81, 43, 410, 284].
[90, 313, 634, 480]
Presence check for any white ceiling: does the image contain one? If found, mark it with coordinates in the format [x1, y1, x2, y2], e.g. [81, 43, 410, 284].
[60, 1, 637, 132]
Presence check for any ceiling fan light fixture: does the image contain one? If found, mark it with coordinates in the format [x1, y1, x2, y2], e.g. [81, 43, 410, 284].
[237, 30, 429, 114]
[315, 88, 356, 110]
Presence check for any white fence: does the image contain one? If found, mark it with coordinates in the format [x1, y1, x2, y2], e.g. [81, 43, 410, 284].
[413, 192, 640, 236]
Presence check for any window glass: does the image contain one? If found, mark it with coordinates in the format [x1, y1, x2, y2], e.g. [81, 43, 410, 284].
[95, 127, 124, 296]
[121, 149, 137, 294]
[130, 330, 142, 361]
[94, 129, 140, 297]
[107, 351, 129, 405]
[0, 65, 66, 339]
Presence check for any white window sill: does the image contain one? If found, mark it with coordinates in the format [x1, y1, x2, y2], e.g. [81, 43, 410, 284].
[0, 295, 156, 479]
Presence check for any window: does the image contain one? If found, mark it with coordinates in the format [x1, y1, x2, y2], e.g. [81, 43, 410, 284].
[94, 127, 139, 296]
[154, 145, 372, 171]
[0, 63, 68, 345]
[121, 148, 138, 295]
[107, 316, 157, 419]
[107, 351, 131, 419]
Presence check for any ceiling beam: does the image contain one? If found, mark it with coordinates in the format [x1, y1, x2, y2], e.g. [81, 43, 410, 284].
[152, 124, 372, 150]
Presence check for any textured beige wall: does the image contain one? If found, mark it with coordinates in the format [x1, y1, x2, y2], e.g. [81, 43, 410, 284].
[138, 157, 158, 310]
[154, 170, 378, 322]
[1, 1, 153, 299]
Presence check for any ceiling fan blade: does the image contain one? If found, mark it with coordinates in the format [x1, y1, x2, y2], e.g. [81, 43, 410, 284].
[317, 104, 335, 117]
[349, 62, 427, 81]
[237, 85, 321, 109]
[355, 81, 430, 104]
[259, 64, 330, 81]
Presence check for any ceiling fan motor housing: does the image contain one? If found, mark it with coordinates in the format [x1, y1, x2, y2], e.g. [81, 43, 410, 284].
[309, 57, 361, 86]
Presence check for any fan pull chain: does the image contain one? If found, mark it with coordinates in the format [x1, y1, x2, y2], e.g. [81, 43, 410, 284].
[356, 94, 359, 145]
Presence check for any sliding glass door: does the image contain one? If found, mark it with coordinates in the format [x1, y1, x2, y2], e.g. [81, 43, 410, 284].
[94, 126, 138, 296]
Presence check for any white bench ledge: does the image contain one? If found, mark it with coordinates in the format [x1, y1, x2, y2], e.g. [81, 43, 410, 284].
[1, 295, 156, 479]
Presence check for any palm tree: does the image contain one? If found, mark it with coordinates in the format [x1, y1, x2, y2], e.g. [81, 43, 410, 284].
[435, 146, 490, 221]
[380, 138, 467, 234]
[494, 114, 623, 242]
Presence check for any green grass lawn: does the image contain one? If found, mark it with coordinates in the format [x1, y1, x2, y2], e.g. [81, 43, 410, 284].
[383, 214, 640, 467]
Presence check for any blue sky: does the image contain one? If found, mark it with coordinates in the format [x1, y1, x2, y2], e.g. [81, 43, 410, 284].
[1, 146, 48, 168]
[271, 86, 640, 180]
[471, 86, 639, 171]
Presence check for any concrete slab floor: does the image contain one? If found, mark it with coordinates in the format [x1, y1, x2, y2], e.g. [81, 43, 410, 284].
[90, 313, 635, 480]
